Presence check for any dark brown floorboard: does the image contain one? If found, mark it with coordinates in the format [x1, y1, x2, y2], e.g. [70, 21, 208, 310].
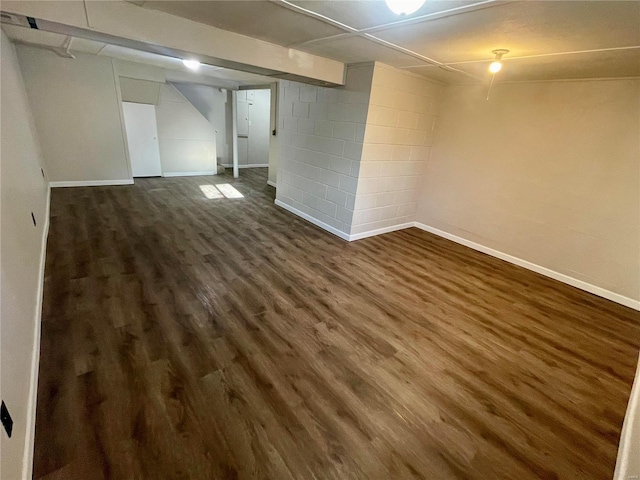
[34, 167, 640, 480]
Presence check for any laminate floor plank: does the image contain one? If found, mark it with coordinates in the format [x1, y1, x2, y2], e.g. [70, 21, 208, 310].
[34, 168, 640, 480]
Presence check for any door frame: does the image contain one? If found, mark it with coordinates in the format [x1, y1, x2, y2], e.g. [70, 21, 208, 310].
[122, 101, 163, 178]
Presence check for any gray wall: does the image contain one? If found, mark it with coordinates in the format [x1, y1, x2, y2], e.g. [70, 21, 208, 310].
[16, 45, 131, 184]
[155, 84, 218, 175]
[417, 79, 640, 302]
[1, 30, 50, 480]
[173, 82, 231, 166]
[236, 89, 271, 167]
[352, 63, 443, 236]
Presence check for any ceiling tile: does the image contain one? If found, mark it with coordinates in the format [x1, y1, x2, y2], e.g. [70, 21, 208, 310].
[140, 0, 345, 46]
[289, 0, 475, 30]
[376, 1, 640, 64]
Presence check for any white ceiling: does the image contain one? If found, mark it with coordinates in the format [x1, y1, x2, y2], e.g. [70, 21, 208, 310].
[133, 0, 640, 83]
[1, 23, 275, 89]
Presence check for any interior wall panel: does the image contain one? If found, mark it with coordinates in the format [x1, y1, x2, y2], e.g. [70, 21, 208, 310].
[417, 79, 640, 301]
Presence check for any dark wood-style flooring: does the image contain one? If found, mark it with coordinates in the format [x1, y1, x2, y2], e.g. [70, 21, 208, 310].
[35, 168, 640, 480]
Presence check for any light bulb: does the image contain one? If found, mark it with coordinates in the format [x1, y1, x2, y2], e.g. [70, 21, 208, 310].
[489, 61, 502, 74]
[384, 0, 426, 15]
[182, 59, 201, 70]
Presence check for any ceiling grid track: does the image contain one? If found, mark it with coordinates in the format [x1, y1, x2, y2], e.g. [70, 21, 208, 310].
[4, 0, 639, 84]
[272, 0, 499, 81]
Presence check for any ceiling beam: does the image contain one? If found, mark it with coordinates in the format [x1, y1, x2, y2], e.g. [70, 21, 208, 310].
[1, 0, 346, 86]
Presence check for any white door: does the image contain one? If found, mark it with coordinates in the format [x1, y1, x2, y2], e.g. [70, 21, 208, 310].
[122, 102, 162, 177]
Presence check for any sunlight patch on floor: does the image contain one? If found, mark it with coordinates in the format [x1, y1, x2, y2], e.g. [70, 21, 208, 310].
[199, 184, 244, 199]
[199, 185, 224, 199]
[214, 183, 244, 198]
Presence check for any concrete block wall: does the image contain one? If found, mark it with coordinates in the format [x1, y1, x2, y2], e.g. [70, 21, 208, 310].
[416, 79, 640, 302]
[275, 64, 374, 237]
[351, 63, 443, 236]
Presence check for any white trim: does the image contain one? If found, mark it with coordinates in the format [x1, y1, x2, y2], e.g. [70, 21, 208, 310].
[414, 222, 640, 311]
[161, 171, 216, 177]
[349, 222, 415, 241]
[269, 201, 639, 310]
[274, 199, 350, 241]
[220, 164, 270, 169]
[266, 180, 277, 188]
[232, 90, 239, 179]
[615, 354, 640, 480]
[111, 58, 134, 181]
[49, 179, 134, 187]
[22, 185, 50, 480]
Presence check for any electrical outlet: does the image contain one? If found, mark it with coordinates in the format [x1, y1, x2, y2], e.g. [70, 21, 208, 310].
[1, 401, 13, 438]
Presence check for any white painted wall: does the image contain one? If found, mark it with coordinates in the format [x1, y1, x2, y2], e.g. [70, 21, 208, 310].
[1, 29, 50, 480]
[155, 83, 217, 176]
[172, 82, 231, 165]
[114, 56, 167, 106]
[275, 64, 374, 237]
[233, 89, 271, 168]
[247, 89, 271, 167]
[616, 355, 640, 480]
[353, 63, 443, 237]
[119, 77, 162, 105]
[417, 79, 640, 302]
[114, 59, 166, 84]
[16, 45, 132, 184]
[236, 93, 250, 167]
[268, 82, 279, 187]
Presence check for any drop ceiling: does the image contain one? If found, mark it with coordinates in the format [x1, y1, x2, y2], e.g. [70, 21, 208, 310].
[133, 0, 640, 83]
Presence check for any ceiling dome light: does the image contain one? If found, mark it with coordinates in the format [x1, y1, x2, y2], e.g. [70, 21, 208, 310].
[384, 0, 426, 15]
[489, 61, 502, 73]
[488, 49, 508, 74]
[182, 59, 201, 70]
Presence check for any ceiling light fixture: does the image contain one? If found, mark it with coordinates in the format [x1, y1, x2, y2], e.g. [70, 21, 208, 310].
[384, 0, 426, 16]
[488, 49, 508, 74]
[182, 59, 201, 70]
[486, 49, 509, 100]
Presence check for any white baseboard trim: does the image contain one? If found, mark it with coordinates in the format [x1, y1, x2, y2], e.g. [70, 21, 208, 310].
[615, 353, 640, 480]
[220, 164, 269, 169]
[162, 171, 216, 177]
[349, 222, 415, 241]
[414, 222, 640, 311]
[50, 179, 134, 187]
[266, 180, 277, 188]
[22, 185, 50, 480]
[270, 200, 639, 310]
[274, 199, 350, 241]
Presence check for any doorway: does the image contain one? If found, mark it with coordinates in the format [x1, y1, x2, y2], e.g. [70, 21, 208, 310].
[235, 89, 271, 169]
[122, 102, 162, 177]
